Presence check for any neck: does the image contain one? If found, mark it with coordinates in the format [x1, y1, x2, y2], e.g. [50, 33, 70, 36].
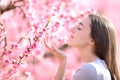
[76, 46, 99, 63]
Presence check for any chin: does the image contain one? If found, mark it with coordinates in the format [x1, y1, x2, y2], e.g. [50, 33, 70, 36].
[66, 41, 72, 46]
[66, 38, 77, 46]
[66, 41, 75, 46]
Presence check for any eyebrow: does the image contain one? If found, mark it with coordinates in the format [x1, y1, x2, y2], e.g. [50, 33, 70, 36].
[79, 22, 84, 27]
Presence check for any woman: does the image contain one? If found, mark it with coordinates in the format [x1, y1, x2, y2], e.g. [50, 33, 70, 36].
[44, 14, 120, 80]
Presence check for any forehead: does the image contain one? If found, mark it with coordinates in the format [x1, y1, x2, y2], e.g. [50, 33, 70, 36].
[79, 16, 91, 32]
[80, 16, 91, 26]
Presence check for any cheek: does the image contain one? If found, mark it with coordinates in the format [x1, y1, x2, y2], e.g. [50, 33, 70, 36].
[77, 32, 91, 44]
[67, 31, 91, 46]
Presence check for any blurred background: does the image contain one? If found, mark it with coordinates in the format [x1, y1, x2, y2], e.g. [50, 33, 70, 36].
[0, 0, 120, 80]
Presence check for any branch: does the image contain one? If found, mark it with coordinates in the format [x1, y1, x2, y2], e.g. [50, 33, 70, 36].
[0, 1, 16, 14]
[0, 0, 25, 14]
[0, 23, 7, 58]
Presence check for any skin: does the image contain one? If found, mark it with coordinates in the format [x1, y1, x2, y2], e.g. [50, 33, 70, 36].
[44, 16, 99, 80]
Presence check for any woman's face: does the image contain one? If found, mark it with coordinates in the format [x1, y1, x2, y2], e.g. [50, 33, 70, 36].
[67, 16, 93, 47]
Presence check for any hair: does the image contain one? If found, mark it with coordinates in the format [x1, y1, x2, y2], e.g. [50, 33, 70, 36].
[89, 14, 120, 80]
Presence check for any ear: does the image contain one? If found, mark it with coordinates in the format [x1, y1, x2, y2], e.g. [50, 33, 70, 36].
[89, 39, 95, 46]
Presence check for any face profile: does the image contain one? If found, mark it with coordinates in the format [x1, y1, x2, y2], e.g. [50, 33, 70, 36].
[67, 16, 94, 48]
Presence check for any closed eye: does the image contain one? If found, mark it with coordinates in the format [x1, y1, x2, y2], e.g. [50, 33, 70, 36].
[77, 22, 84, 30]
[79, 22, 84, 27]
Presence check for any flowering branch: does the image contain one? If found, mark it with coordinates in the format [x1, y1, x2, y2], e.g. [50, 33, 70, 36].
[0, 22, 7, 58]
